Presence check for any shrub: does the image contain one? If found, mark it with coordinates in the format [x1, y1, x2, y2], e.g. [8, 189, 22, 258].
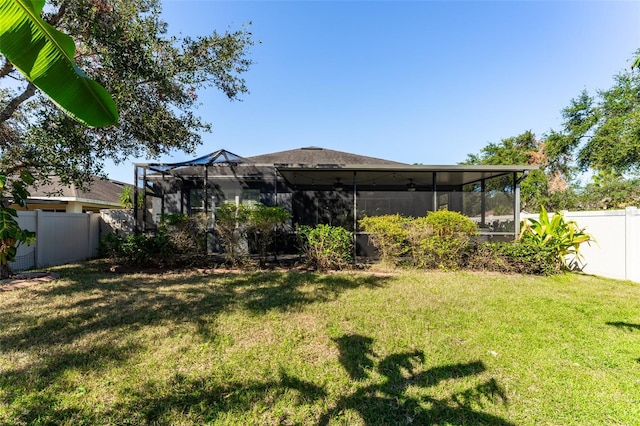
[519, 206, 594, 270]
[405, 216, 431, 268]
[160, 213, 208, 258]
[99, 231, 177, 267]
[468, 240, 559, 275]
[297, 224, 352, 270]
[247, 204, 291, 265]
[214, 203, 251, 267]
[418, 210, 477, 270]
[358, 214, 410, 266]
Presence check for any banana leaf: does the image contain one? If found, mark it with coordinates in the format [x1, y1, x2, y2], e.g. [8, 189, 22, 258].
[0, 0, 118, 127]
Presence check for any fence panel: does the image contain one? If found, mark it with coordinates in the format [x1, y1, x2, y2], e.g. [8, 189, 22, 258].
[564, 210, 628, 281]
[10, 210, 101, 271]
[13, 211, 37, 271]
[524, 207, 639, 282]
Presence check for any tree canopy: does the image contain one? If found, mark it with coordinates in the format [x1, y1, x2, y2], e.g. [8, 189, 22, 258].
[466, 52, 640, 212]
[0, 0, 253, 185]
[0, 0, 118, 127]
[546, 56, 640, 175]
[463, 130, 574, 212]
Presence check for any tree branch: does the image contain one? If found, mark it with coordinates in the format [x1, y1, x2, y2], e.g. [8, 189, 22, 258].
[44, 0, 68, 27]
[0, 82, 37, 124]
[0, 59, 14, 78]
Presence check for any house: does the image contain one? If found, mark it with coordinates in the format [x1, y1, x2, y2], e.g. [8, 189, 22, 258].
[134, 147, 537, 249]
[13, 175, 128, 213]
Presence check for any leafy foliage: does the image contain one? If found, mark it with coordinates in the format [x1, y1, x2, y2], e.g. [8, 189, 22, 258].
[99, 231, 176, 267]
[577, 171, 640, 210]
[360, 212, 477, 270]
[358, 214, 410, 266]
[468, 240, 559, 275]
[297, 224, 352, 270]
[0, 0, 118, 127]
[214, 203, 251, 267]
[463, 130, 577, 212]
[417, 210, 477, 270]
[160, 213, 208, 258]
[546, 52, 640, 175]
[0, 171, 36, 278]
[100, 213, 210, 267]
[0, 0, 253, 186]
[119, 186, 144, 209]
[519, 206, 594, 270]
[246, 204, 291, 265]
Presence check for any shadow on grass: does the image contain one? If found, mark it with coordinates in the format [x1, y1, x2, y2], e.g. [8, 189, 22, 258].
[606, 321, 640, 331]
[108, 371, 327, 424]
[607, 321, 640, 363]
[1, 268, 388, 351]
[320, 334, 514, 425]
[0, 342, 142, 425]
[0, 266, 389, 423]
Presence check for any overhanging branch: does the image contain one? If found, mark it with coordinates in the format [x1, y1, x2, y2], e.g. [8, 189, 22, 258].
[0, 82, 37, 124]
[0, 59, 13, 78]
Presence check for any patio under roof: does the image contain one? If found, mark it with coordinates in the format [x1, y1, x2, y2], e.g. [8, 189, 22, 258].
[273, 164, 539, 189]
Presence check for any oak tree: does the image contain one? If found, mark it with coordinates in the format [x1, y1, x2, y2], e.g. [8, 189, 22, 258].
[0, 0, 253, 186]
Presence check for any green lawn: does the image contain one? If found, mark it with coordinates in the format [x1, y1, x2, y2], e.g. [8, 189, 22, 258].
[1, 263, 639, 425]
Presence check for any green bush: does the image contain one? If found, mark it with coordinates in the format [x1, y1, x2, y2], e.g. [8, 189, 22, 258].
[160, 213, 208, 258]
[468, 240, 559, 275]
[297, 224, 352, 270]
[99, 231, 177, 267]
[247, 204, 291, 265]
[520, 206, 594, 270]
[418, 210, 477, 270]
[405, 216, 431, 268]
[214, 203, 251, 267]
[358, 214, 410, 266]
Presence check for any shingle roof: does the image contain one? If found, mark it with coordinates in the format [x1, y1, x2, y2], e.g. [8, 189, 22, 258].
[246, 146, 406, 166]
[29, 176, 127, 205]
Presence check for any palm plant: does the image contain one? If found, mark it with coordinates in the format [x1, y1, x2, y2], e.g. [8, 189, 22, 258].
[519, 206, 594, 270]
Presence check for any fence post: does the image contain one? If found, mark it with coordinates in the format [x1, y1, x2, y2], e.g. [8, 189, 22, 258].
[625, 206, 639, 282]
[35, 209, 44, 268]
[87, 212, 93, 260]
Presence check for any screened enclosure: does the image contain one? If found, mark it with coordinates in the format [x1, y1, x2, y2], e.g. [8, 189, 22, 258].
[134, 149, 537, 255]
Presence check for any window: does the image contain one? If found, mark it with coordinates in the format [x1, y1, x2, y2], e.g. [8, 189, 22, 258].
[438, 193, 449, 210]
[189, 189, 205, 213]
[242, 189, 260, 206]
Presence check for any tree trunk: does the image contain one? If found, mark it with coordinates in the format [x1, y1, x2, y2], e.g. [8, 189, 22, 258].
[0, 263, 12, 280]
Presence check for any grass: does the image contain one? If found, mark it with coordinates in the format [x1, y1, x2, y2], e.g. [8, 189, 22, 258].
[1, 262, 639, 425]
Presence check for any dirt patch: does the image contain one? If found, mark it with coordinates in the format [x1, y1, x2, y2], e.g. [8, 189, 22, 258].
[0, 272, 60, 292]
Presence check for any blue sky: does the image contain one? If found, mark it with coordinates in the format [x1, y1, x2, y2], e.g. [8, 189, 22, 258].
[106, 0, 640, 183]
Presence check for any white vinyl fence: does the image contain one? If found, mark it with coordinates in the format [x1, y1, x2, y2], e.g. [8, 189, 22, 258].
[523, 207, 640, 283]
[10, 210, 101, 271]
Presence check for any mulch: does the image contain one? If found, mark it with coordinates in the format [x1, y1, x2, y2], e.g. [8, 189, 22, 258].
[0, 272, 60, 292]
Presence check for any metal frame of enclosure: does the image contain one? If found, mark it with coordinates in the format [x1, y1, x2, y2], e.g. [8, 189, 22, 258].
[133, 150, 537, 255]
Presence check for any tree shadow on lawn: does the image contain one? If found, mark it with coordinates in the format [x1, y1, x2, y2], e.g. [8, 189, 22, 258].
[0, 267, 389, 422]
[0, 342, 143, 425]
[606, 321, 640, 331]
[101, 333, 515, 425]
[1, 268, 389, 351]
[318, 333, 515, 425]
[606, 321, 640, 363]
[108, 370, 328, 424]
